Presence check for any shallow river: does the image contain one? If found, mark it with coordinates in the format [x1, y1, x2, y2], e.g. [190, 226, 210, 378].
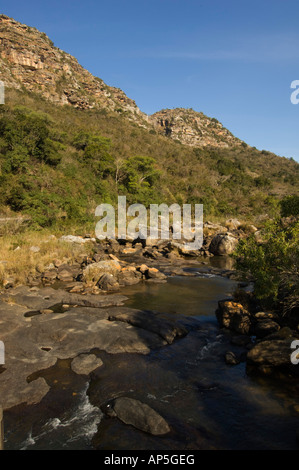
[3, 261, 299, 450]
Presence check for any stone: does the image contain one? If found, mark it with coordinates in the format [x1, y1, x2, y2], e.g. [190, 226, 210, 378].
[216, 300, 252, 335]
[118, 269, 141, 286]
[138, 264, 149, 274]
[254, 320, 281, 338]
[246, 338, 299, 377]
[226, 219, 241, 230]
[225, 351, 241, 365]
[108, 308, 188, 344]
[209, 233, 238, 256]
[83, 260, 121, 284]
[71, 354, 103, 375]
[147, 268, 167, 280]
[59, 235, 96, 244]
[98, 273, 120, 292]
[30, 246, 40, 253]
[105, 397, 170, 436]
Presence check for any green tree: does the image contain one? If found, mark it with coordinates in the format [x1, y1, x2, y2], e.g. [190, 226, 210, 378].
[235, 219, 299, 314]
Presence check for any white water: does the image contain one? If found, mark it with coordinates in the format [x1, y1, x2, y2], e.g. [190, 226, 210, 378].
[20, 383, 103, 450]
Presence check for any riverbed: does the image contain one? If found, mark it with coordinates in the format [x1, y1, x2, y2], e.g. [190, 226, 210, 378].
[2, 260, 299, 450]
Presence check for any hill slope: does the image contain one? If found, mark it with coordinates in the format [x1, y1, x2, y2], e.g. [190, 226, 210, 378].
[0, 14, 298, 230]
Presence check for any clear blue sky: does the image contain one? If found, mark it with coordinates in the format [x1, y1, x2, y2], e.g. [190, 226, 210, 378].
[2, 0, 299, 161]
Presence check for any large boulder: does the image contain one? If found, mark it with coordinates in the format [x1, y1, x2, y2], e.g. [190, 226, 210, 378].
[83, 260, 121, 284]
[103, 397, 171, 436]
[247, 338, 299, 377]
[209, 233, 238, 256]
[254, 319, 281, 338]
[216, 300, 252, 335]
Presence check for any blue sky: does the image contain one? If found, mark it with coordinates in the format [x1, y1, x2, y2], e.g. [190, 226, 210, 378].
[2, 0, 299, 161]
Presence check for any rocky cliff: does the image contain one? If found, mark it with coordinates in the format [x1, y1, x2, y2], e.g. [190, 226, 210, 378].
[0, 14, 244, 148]
[151, 108, 243, 148]
[0, 14, 146, 122]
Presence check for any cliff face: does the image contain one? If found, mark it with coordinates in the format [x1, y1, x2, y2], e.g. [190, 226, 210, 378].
[0, 14, 146, 121]
[151, 108, 243, 148]
[0, 14, 244, 148]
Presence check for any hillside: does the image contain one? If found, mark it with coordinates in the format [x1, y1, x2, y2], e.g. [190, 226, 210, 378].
[0, 14, 298, 230]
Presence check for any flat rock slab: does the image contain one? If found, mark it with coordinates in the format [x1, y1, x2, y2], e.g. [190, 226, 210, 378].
[71, 354, 103, 375]
[0, 302, 170, 410]
[108, 308, 188, 344]
[0, 286, 128, 310]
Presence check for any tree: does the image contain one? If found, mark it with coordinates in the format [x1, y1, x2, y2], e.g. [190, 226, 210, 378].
[235, 219, 299, 314]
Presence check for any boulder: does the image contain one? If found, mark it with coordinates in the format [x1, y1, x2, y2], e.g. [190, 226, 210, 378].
[97, 273, 120, 292]
[216, 300, 252, 335]
[246, 338, 299, 377]
[83, 260, 121, 284]
[254, 319, 281, 338]
[225, 219, 241, 230]
[209, 233, 238, 256]
[147, 268, 167, 280]
[225, 351, 241, 365]
[104, 397, 171, 436]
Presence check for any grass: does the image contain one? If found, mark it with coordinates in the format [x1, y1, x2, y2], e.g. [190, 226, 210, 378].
[0, 229, 96, 287]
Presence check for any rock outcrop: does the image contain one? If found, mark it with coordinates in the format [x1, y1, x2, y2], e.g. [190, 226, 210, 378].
[0, 14, 146, 122]
[151, 108, 244, 148]
[0, 15, 247, 150]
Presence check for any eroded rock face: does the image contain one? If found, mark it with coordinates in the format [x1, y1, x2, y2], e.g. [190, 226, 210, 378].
[151, 108, 243, 149]
[0, 15, 144, 121]
[104, 397, 171, 436]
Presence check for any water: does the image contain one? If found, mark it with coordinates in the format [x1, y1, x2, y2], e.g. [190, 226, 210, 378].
[3, 262, 299, 450]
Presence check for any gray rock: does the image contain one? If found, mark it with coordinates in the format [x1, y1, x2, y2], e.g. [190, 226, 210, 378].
[106, 397, 171, 436]
[83, 260, 121, 284]
[108, 308, 188, 344]
[209, 233, 238, 256]
[59, 235, 96, 244]
[98, 273, 120, 291]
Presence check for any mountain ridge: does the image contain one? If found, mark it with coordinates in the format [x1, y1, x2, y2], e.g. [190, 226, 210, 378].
[0, 13, 244, 149]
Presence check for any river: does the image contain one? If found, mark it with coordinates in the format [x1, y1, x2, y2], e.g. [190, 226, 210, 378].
[3, 259, 299, 450]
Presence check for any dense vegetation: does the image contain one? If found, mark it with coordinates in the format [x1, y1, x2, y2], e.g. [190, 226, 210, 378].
[0, 87, 298, 230]
[235, 196, 299, 315]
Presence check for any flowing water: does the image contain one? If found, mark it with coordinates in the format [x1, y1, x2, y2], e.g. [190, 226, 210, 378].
[3, 260, 299, 450]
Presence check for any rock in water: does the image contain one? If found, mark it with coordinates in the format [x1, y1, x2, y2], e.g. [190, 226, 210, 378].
[209, 233, 238, 256]
[71, 354, 103, 375]
[106, 397, 171, 436]
[216, 300, 252, 335]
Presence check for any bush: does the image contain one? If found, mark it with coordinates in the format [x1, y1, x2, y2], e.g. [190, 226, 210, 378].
[280, 195, 299, 217]
[235, 219, 299, 314]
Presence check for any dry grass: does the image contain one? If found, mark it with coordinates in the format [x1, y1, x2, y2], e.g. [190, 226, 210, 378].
[0, 230, 95, 287]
